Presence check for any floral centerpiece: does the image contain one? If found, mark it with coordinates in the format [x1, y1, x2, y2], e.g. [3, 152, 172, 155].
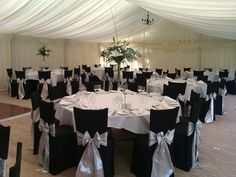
[37, 46, 51, 67]
[101, 37, 141, 81]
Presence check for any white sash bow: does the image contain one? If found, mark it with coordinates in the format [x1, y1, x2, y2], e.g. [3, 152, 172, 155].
[7, 77, 12, 96]
[106, 73, 113, 91]
[64, 77, 72, 95]
[17, 78, 25, 100]
[38, 119, 56, 172]
[149, 129, 175, 177]
[85, 73, 90, 83]
[39, 79, 50, 99]
[76, 131, 108, 177]
[0, 158, 8, 177]
[187, 121, 202, 168]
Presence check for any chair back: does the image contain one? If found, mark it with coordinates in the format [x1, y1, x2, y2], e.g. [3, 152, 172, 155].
[167, 73, 176, 79]
[143, 71, 153, 79]
[175, 68, 181, 77]
[168, 81, 187, 95]
[6, 68, 13, 78]
[64, 70, 73, 79]
[150, 107, 179, 134]
[48, 84, 66, 100]
[9, 142, 22, 177]
[193, 70, 204, 78]
[127, 82, 138, 92]
[74, 67, 80, 76]
[184, 67, 191, 72]
[189, 99, 202, 124]
[219, 70, 228, 79]
[85, 66, 91, 73]
[122, 71, 133, 79]
[38, 70, 51, 80]
[197, 75, 208, 82]
[163, 84, 179, 99]
[189, 90, 200, 106]
[73, 108, 108, 136]
[156, 68, 162, 76]
[39, 100, 55, 124]
[15, 71, 25, 80]
[0, 124, 10, 159]
[105, 67, 114, 78]
[60, 66, 68, 71]
[31, 90, 41, 110]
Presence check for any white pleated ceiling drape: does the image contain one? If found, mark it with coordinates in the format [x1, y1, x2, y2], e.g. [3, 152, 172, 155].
[1, 0, 236, 41]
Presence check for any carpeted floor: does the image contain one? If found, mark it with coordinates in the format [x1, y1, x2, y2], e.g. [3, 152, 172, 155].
[0, 90, 236, 177]
[0, 102, 31, 120]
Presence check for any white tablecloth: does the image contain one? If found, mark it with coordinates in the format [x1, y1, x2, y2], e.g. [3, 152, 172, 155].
[25, 69, 64, 86]
[55, 90, 181, 134]
[146, 78, 207, 101]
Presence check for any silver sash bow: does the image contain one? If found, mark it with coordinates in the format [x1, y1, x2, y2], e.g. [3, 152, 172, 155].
[149, 129, 175, 177]
[7, 77, 12, 96]
[31, 107, 40, 140]
[38, 119, 56, 172]
[0, 158, 8, 177]
[204, 95, 214, 123]
[17, 78, 25, 100]
[64, 77, 72, 95]
[106, 73, 113, 91]
[187, 121, 202, 168]
[40, 79, 50, 99]
[85, 72, 90, 83]
[76, 131, 108, 177]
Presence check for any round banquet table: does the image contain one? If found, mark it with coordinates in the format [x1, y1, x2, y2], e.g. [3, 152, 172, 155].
[55, 90, 181, 134]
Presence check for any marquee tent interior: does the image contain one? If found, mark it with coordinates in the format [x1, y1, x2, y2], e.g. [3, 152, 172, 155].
[1, 0, 236, 90]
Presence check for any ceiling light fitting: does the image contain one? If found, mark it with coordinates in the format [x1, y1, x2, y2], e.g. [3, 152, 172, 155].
[142, 11, 154, 25]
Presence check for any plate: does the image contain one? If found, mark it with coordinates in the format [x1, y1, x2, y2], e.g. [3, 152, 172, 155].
[117, 110, 130, 115]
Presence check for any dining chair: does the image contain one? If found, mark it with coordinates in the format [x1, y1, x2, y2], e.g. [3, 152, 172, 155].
[173, 99, 202, 171]
[219, 70, 228, 79]
[226, 79, 236, 95]
[0, 124, 10, 177]
[175, 68, 181, 78]
[73, 107, 114, 177]
[105, 67, 114, 79]
[38, 100, 77, 175]
[31, 90, 41, 155]
[163, 84, 180, 100]
[131, 107, 179, 177]
[135, 73, 147, 91]
[183, 67, 191, 72]
[167, 73, 176, 79]
[142, 71, 153, 79]
[15, 70, 32, 99]
[168, 81, 187, 95]
[9, 142, 22, 177]
[155, 68, 162, 76]
[193, 70, 204, 78]
[64, 70, 73, 95]
[6, 68, 18, 97]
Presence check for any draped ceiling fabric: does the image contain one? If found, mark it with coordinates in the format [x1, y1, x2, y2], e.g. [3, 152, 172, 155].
[0, 0, 236, 41]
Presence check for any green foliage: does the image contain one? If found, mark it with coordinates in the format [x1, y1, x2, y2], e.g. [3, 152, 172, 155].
[37, 46, 51, 56]
[101, 38, 141, 64]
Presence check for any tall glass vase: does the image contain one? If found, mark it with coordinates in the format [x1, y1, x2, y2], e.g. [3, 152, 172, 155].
[42, 56, 45, 69]
[117, 62, 121, 82]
